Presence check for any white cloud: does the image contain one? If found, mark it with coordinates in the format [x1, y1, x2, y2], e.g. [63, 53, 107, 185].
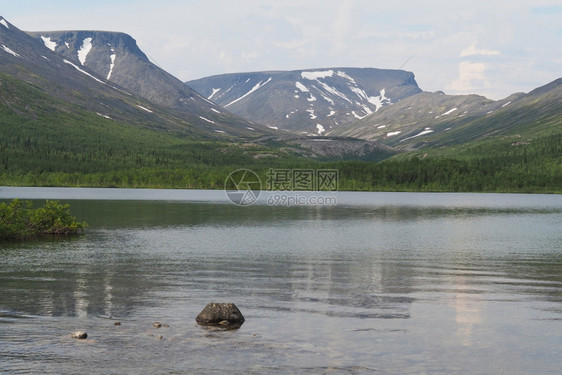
[332, 0, 354, 54]
[460, 43, 501, 57]
[448, 61, 490, 93]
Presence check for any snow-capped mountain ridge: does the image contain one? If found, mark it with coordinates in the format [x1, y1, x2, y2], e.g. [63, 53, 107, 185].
[188, 67, 422, 135]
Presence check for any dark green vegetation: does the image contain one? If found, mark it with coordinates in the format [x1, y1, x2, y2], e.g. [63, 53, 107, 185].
[0, 199, 86, 240]
[335, 133, 561, 192]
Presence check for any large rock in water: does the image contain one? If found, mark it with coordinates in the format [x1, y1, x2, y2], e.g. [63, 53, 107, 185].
[196, 303, 245, 329]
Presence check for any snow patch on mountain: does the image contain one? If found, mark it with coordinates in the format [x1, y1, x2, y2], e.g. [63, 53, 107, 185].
[96, 112, 111, 119]
[1, 44, 20, 58]
[136, 104, 153, 113]
[208, 88, 221, 100]
[349, 85, 369, 101]
[0, 18, 9, 29]
[307, 108, 318, 119]
[321, 94, 335, 105]
[368, 89, 390, 112]
[63, 59, 106, 85]
[40, 36, 57, 51]
[301, 70, 334, 80]
[316, 124, 326, 135]
[319, 81, 352, 103]
[336, 71, 355, 82]
[77, 37, 92, 65]
[441, 108, 458, 116]
[295, 81, 309, 92]
[352, 111, 367, 120]
[199, 116, 215, 124]
[286, 110, 298, 119]
[107, 50, 116, 80]
[225, 77, 272, 107]
[400, 127, 434, 142]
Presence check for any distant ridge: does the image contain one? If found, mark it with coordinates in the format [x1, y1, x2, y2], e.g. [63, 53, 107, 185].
[331, 77, 562, 149]
[188, 68, 422, 135]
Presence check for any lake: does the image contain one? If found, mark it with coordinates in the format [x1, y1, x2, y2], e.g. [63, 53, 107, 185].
[1, 187, 561, 374]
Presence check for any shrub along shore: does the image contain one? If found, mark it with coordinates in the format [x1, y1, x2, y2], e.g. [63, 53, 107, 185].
[0, 199, 86, 241]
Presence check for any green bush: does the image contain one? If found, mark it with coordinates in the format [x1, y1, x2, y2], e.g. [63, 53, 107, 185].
[0, 199, 86, 240]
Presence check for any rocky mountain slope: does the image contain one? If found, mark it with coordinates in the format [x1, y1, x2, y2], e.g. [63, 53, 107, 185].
[331, 78, 562, 149]
[187, 68, 422, 135]
[26, 28, 267, 137]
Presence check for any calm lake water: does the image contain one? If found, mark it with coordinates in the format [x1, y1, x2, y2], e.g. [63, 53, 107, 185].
[1, 187, 561, 374]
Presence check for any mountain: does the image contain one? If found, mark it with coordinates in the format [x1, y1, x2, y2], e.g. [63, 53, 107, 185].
[187, 68, 422, 135]
[1, 15, 394, 178]
[331, 78, 562, 149]
[26, 29, 268, 138]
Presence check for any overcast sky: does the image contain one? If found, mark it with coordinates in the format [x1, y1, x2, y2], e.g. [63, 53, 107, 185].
[3, 0, 561, 99]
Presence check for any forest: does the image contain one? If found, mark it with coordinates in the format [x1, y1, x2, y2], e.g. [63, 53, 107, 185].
[1, 124, 560, 193]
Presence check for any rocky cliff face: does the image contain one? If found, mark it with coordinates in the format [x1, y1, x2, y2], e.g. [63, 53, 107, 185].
[30, 30, 212, 111]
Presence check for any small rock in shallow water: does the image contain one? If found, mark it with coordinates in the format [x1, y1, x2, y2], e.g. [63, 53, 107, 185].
[153, 322, 162, 328]
[196, 302, 245, 329]
[71, 331, 88, 339]
[114, 321, 121, 326]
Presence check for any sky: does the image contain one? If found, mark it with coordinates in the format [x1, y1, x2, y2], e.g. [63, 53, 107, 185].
[2, 0, 561, 99]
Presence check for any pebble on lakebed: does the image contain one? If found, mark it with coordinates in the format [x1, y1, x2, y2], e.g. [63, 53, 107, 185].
[71, 331, 88, 339]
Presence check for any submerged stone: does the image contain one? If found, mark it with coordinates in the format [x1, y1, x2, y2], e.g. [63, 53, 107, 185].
[196, 302, 245, 329]
[71, 331, 88, 339]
